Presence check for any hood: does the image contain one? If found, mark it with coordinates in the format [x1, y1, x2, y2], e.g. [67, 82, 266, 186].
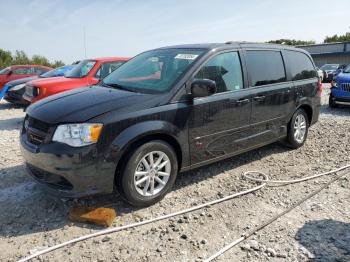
[26, 85, 162, 124]
[336, 72, 350, 83]
[28, 76, 86, 87]
[8, 76, 39, 86]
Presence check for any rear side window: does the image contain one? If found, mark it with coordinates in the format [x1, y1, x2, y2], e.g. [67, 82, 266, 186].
[194, 51, 243, 93]
[246, 50, 286, 87]
[284, 51, 317, 80]
[33, 67, 49, 75]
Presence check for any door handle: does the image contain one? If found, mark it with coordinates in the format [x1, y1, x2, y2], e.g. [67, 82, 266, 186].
[236, 98, 250, 105]
[253, 95, 266, 101]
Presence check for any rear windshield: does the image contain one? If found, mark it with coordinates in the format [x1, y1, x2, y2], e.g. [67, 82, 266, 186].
[320, 64, 338, 70]
[65, 60, 96, 78]
[102, 48, 205, 93]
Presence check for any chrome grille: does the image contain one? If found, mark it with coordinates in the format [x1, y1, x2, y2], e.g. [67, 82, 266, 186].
[340, 83, 350, 92]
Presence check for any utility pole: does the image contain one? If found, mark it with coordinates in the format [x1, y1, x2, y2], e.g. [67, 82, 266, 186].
[83, 26, 87, 58]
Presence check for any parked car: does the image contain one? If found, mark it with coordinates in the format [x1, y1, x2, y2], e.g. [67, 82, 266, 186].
[0, 65, 52, 91]
[333, 64, 348, 80]
[23, 58, 129, 103]
[329, 64, 350, 107]
[3, 65, 75, 105]
[20, 43, 321, 207]
[316, 67, 324, 81]
[320, 64, 339, 82]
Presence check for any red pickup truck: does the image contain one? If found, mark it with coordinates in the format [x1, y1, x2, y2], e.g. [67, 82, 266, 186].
[23, 57, 129, 103]
[0, 65, 52, 91]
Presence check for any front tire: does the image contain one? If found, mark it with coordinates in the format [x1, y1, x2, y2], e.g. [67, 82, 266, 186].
[285, 109, 309, 149]
[118, 141, 178, 207]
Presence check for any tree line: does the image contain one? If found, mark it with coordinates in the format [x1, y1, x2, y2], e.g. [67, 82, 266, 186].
[0, 48, 65, 69]
[269, 32, 350, 46]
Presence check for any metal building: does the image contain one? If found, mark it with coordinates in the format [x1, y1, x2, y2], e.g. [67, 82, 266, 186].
[297, 42, 350, 67]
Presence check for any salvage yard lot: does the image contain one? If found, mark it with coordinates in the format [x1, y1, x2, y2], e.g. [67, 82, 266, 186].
[0, 84, 349, 262]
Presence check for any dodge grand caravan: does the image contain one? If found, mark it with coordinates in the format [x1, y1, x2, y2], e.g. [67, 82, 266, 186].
[20, 43, 321, 207]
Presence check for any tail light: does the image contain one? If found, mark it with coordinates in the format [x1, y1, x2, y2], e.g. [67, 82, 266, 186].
[317, 78, 322, 96]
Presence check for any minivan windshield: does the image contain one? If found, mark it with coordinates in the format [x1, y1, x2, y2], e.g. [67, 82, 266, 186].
[65, 60, 96, 78]
[320, 64, 338, 70]
[102, 48, 205, 93]
[343, 64, 350, 73]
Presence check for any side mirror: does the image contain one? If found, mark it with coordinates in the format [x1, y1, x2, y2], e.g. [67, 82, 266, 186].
[191, 79, 217, 98]
[7, 71, 13, 76]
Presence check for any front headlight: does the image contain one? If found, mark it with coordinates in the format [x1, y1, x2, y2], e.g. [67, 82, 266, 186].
[10, 83, 25, 91]
[52, 123, 103, 147]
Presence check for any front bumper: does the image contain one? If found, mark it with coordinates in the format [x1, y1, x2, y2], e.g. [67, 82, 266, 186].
[4, 89, 29, 105]
[331, 87, 350, 103]
[20, 133, 115, 198]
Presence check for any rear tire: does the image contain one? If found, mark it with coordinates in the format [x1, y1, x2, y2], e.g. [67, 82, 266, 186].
[329, 94, 337, 108]
[117, 140, 178, 207]
[285, 109, 309, 149]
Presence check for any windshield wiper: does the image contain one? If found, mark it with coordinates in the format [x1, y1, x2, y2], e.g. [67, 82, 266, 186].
[100, 82, 135, 92]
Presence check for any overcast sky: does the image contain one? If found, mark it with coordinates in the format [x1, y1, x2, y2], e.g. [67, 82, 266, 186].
[1, 0, 349, 64]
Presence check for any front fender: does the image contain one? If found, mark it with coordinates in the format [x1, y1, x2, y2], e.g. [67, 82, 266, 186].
[103, 120, 189, 173]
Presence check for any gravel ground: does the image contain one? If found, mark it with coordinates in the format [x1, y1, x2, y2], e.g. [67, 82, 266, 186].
[0, 84, 349, 262]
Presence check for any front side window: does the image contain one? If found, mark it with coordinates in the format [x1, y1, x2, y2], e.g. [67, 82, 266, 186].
[246, 50, 286, 87]
[65, 60, 96, 78]
[194, 51, 243, 93]
[0, 67, 10, 74]
[12, 67, 31, 75]
[284, 51, 317, 80]
[95, 61, 125, 79]
[102, 48, 205, 93]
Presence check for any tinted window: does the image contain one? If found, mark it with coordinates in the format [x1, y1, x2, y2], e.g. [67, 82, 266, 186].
[12, 67, 31, 75]
[194, 52, 243, 93]
[246, 51, 286, 87]
[284, 51, 317, 80]
[95, 61, 125, 79]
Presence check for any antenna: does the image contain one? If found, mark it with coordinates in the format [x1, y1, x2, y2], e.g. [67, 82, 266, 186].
[83, 26, 87, 58]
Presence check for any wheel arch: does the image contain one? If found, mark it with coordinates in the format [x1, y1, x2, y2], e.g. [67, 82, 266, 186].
[296, 104, 313, 125]
[110, 121, 185, 183]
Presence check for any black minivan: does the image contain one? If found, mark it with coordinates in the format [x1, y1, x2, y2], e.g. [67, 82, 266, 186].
[20, 42, 321, 207]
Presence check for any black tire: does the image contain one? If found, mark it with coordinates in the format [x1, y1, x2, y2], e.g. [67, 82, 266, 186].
[117, 140, 178, 207]
[285, 109, 309, 149]
[329, 94, 337, 108]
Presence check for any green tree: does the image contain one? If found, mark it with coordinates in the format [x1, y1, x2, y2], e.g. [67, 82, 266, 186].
[0, 49, 13, 68]
[13, 50, 30, 65]
[268, 39, 316, 46]
[52, 60, 65, 68]
[31, 55, 51, 67]
[0, 48, 65, 69]
[324, 32, 350, 43]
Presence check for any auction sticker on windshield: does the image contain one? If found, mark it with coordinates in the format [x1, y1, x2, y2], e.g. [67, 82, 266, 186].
[175, 54, 199, 60]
